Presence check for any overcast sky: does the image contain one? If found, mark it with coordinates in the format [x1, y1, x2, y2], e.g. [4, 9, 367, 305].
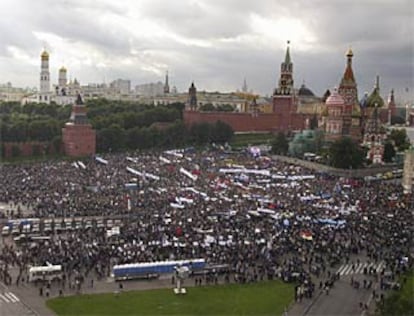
[1, 0, 413, 102]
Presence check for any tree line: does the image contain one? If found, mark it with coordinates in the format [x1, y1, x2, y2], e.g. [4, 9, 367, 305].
[0, 99, 234, 157]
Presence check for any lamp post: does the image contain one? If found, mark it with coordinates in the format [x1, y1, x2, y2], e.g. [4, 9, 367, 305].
[174, 265, 189, 294]
[406, 104, 410, 126]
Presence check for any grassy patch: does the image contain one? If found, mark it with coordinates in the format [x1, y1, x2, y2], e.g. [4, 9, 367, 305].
[230, 133, 273, 148]
[47, 281, 294, 316]
[379, 269, 414, 316]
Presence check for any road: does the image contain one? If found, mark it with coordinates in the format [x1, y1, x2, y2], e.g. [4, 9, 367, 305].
[289, 257, 383, 316]
[305, 276, 373, 316]
[0, 281, 37, 316]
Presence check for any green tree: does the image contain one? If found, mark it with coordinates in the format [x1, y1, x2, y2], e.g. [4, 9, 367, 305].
[211, 121, 234, 143]
[199, 103, 215, 112]
[216, 104, 234, 112]
[391, 115, 405, 125]
[162, 121, 188, 148]
[390, 129, 411, 151]
[0, 101, 20, 114]
[383, 142, 396, 163]
[126, 126, 144, 149]
[271, 132, 289, 155]
[378, 271, 414, 316]
[169, 102, 185, 119]
[97, 124, 126, 152]
[190, 122, 212, 145]
[11, 145, 21, 158]
[329, 137, 365, 169]
[51, 136, 62, 153]
[27, 119, 59, 141]
[8, 121, 28, 142]
[309, 114, 318, 130]
[32, 144, 42, 156]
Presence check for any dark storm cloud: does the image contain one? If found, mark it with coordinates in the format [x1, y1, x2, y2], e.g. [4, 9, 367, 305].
[140, 0, 253, 39]
[0, 0, 412, 102]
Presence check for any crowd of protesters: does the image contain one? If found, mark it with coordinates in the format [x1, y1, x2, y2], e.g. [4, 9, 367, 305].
[0, 147, 412, 301]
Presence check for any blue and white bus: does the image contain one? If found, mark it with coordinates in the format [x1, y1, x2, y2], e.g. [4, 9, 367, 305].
[112, 259, 206, 281]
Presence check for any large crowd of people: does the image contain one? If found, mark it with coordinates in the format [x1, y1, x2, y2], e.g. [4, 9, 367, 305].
[0, 147, 413, 301]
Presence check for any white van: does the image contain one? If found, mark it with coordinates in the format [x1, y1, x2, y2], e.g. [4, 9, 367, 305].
[64, 218, 73, 231]
[2, 226, 10, 236]
[22, 223, 31, 234]
[32, 222, 40, 233]
[75, 219, 83, 230]
[43, 219, 53, 234]
[54, 221, 62, 232]
[97, 219, 105, 229]
[11, 225, 21, 236]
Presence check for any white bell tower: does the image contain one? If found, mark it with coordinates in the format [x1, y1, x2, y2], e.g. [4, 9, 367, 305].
[39, 50, 51, 103]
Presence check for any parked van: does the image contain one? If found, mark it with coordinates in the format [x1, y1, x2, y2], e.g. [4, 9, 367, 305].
[43, 219, 53, 234]
[1, 226, 11, 236]
[11, 224, 21, 236]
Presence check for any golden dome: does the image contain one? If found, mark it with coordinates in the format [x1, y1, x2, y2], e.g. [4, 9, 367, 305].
[59, 66, 67, 72]
[346, 47, 353, 57]
[41, 50, 49, 59]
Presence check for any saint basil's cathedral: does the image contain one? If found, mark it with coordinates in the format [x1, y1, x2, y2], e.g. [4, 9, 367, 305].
[271, 42, 391, 163]
[186, 42, 395, 164]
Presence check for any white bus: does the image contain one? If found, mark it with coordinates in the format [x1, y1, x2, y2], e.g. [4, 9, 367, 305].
[28, 265, 62, 282]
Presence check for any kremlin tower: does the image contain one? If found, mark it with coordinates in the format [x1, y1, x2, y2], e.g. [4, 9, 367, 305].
[272, 41, 298, 131]
[62, 94, 96, 157]
[187, 82, 198, 111]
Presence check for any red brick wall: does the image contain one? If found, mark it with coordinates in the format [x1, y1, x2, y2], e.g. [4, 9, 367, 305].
[183, 111, 306, 132]
[62, 124, 96, 157]
[272, 95, 301, 131]
[2, 141, 61, 159]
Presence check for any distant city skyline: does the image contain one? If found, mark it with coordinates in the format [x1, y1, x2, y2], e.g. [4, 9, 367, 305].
[0, 0, 413, 102]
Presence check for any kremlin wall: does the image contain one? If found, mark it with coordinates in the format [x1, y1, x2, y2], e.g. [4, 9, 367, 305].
[184, 111, 306, 133]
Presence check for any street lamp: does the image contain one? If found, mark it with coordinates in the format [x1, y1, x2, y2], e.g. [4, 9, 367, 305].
[173, 265, 189, 295]
[406, 104, 411, 127]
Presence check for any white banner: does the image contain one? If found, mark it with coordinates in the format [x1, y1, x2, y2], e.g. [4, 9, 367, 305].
[126, 167, 160, 180]
[159, 156, 171, 164]
[219, 168, 270, 176]
[96, 157, 108, 165]
[180, 167, 198, 181]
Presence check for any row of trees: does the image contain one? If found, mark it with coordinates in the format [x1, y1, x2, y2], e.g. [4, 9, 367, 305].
[97, 120, 234, 152]
[1, 99, 234, 156]
[198, 103, 235, 112]
[1, 119, 62, 142]
[0, 100, 185, 144]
